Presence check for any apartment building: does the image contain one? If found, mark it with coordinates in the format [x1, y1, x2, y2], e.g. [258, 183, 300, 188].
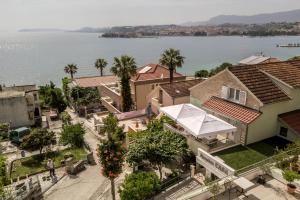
[0, 85, 41, 128]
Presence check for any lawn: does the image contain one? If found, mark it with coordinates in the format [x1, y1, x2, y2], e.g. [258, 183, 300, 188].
[213, 136, 290, 170]
[11, 148, 87, 180]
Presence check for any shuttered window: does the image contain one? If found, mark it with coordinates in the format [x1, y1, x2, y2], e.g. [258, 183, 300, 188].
[221, 86, 247, 105]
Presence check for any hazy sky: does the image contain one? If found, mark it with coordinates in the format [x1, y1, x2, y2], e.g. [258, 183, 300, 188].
[1, 0, 300, 31]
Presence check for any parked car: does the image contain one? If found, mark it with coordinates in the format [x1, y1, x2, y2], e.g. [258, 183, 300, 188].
[9, 127, 31, 144]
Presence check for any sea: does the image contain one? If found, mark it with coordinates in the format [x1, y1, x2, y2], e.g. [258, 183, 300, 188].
[0, 31, 299, 86]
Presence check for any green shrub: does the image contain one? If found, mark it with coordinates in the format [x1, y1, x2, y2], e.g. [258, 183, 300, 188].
[282, 170, 300, 183]
[119, 171, 161, 200]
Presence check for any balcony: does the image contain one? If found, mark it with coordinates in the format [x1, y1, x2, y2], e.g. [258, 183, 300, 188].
[164, 123, 238, 154]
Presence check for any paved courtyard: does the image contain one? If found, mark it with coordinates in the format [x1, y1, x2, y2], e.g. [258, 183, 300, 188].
[216, 177, 300, 200]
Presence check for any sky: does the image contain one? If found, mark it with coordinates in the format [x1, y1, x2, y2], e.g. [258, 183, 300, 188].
[0, 0, 300, 31]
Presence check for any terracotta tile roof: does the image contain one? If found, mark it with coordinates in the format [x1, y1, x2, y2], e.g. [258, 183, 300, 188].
[132, 64, 183, 81]
[259, 60, 300, 88]
[228, 64, 290, 104]
[73, 75, 118, 88]
[160, 79, 204, 98]
[203, 96, 261, 124]
[279, 109, 300, 135]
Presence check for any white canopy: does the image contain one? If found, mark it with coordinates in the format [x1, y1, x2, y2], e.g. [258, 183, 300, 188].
[160, 104, 237, 138]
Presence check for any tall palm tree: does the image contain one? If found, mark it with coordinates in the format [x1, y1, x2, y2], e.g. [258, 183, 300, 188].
[111, 55, 136, 112]
[64, 64, 78, 79]
[159, 48, 185, 83]
[94, 58, 108, 76]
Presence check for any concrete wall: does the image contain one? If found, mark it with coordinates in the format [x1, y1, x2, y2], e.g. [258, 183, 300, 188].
[174, 96, 190, 105]
[0, 96, 33, 128]
[247, 88, 300, 144]
[135, 83, 159, 110]
[190, 69, 261, 109]
[100, 85, 123, 111]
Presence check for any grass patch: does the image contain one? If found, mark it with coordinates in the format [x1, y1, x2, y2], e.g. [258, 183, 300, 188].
[214, 136, 290, 170]
[11, 148, 87, 180]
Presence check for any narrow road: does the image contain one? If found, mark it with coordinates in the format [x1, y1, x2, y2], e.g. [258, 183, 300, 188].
[44, 109, 109, 200]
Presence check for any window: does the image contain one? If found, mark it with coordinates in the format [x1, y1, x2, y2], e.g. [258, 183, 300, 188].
[235, 90, 240, 101]
[229, 88, 241, 101]
[221, 86, 246, 105]
[279, 127, 288, 137]
[229, 88, 235, 99]
[33, 94, 38, 101]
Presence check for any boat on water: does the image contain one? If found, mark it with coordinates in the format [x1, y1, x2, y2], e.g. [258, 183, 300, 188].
[276, 43, 300, 48]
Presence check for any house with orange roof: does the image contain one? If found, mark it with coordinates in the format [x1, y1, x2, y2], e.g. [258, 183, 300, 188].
[189, 60, 300, 145]
[100, 64, 186, 112]
[146, 79, 203, 114]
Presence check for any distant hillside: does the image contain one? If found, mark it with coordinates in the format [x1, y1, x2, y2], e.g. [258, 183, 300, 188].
[70, 27, 109, 33]
[19, 27, 109, 33]
[183, 9, 300, 26]
[19, 28, 66, 32]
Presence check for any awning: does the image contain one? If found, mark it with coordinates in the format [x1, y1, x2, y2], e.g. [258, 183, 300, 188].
[160, 104, 237, 138]
[233, 177, 254, 190]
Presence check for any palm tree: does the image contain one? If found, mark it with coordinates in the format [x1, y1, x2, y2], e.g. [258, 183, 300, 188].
[94, 58, 108, 76]
[111, 55, 136, 112]
[64, 64, 78, 79]
[159, 48, 185, 83]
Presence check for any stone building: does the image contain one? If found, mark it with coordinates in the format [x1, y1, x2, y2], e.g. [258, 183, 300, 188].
[0, 85, 41, 128]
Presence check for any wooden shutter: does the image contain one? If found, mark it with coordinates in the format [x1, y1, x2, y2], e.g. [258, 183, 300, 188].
[221, 86, 229, 99]
[239, 91, 247, 105]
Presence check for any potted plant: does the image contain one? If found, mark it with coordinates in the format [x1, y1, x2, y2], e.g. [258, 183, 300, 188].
[258, 163, 271, 185]
[282, 170, 299, 194]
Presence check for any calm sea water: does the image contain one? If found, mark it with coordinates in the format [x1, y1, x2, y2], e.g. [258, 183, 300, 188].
[0, 32, 299, 86]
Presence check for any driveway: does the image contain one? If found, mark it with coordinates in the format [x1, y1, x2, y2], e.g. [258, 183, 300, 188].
[44, 109, 111, 200]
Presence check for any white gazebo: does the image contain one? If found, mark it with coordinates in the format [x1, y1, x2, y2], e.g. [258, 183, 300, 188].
[160, 104, 237, 139]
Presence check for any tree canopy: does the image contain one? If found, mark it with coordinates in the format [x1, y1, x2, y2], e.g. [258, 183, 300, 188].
[60, 123, 85, 148]
[39, 82, 67, 112]
[70, 86, 100, 107]
[195, 69, 209, 78]
[21, 128, 56, 154]
[0, 155, 7, 198]
[111, 55, 137, 112]
[119, 171, 161, 200]
[62, 77, 71, 103]
[126, 119, 188, 179]
[97, 114, 126, 200]
[195, 62, 232, 78]
[288, 56, 300, 61]
[95, 58, 108, 76]
[64, 64, 78, 79]
[159, 48, 185, 83]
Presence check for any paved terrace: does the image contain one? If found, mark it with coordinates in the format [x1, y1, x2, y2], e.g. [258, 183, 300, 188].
[214, 176, 300, 200]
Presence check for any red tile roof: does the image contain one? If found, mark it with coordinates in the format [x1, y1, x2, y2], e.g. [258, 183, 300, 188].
[229, 64, 290, 104]
[259, 60, 300, 88]
[160, 79, 204, 98]
[203, 96, 261, 124]
[278, 109, 300, 135]
[73, 75, 117, 88]
[132, 64, 184, 81]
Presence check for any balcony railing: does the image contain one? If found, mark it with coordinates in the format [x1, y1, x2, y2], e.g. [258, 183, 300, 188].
[164, 123, 238, 154]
